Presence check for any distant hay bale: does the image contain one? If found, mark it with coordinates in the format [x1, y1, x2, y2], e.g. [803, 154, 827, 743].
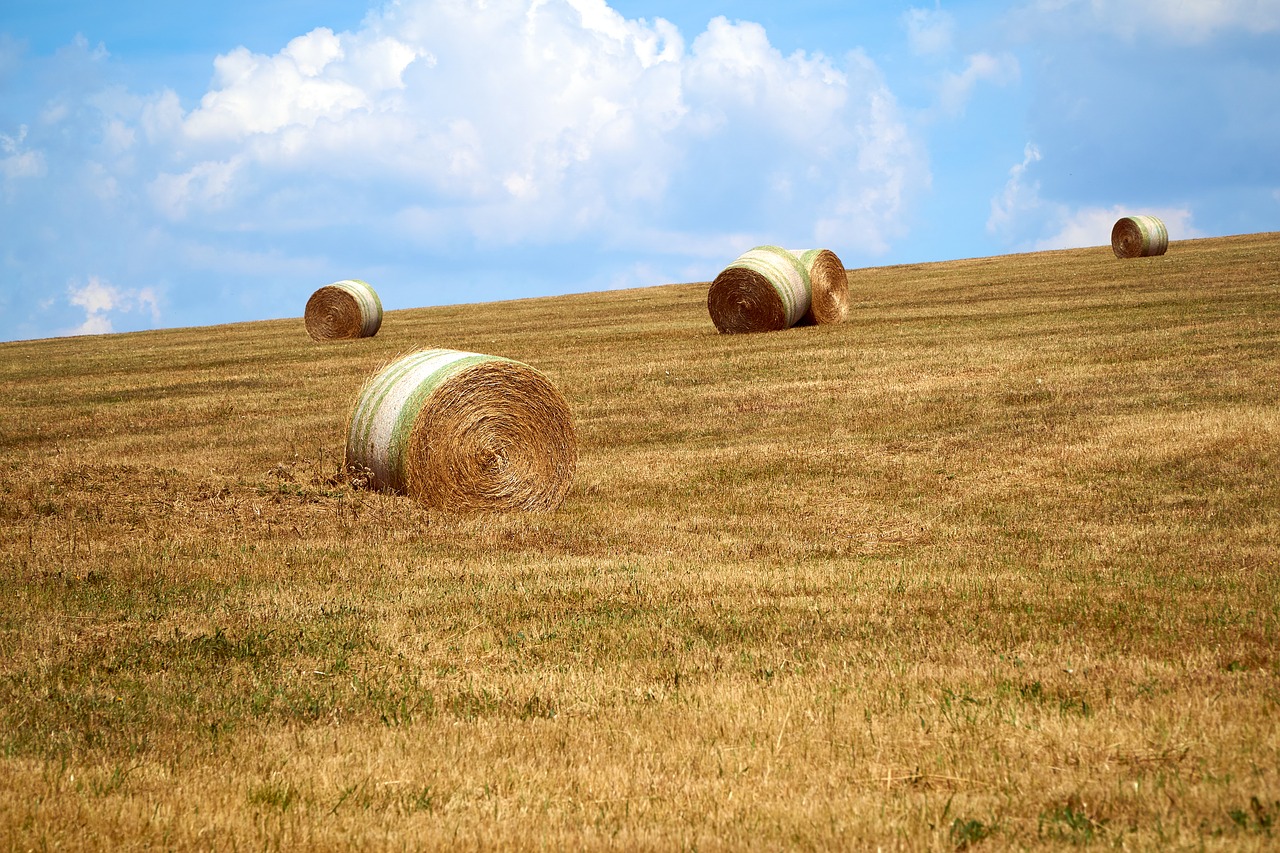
[707, 246, 811, 334]
[346, 348, 577, 512]
[789, 248, 849, 326]
[1111, 215, 1169, 259]
[305, 279, 383, 341]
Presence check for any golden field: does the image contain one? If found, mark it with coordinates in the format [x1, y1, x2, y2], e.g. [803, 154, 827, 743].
[1, 233, 1278, 850]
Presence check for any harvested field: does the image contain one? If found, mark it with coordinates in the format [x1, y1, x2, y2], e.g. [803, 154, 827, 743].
[1, 233, 1278, 849]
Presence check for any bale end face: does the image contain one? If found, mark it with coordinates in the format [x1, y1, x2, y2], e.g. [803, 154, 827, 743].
[707, 268, 790, 334]
[791, 248, 849, 326]
[406, 361, 577, 512]
[707, 246, 811, 334]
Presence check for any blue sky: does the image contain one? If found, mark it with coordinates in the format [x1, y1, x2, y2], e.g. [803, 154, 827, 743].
[1, 0, 1277, 342]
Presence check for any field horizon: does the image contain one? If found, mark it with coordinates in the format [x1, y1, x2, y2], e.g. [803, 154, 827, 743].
[2, 232, 1278, 849]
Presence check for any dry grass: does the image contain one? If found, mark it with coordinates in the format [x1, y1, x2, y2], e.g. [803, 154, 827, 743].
[1, 233, 1278, 850]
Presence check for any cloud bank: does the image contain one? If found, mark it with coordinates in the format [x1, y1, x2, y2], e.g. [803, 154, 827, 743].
[1, 0, 932, 340]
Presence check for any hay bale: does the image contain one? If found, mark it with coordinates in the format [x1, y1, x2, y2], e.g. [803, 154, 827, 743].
[346, 348, 577, 512]
[789, 248, 849, 326]
[1111, 215, 1169, 258]
[305, 279, 383, 341]
[707, 246, 811, 334]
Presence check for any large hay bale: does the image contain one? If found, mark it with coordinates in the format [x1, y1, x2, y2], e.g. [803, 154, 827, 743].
[346, 348, 577, 512]
[305, 279, 383, 341]
[1111, 215, 1169, 258]
[789, 248, 849, 326]
[707, 246, 811, 334]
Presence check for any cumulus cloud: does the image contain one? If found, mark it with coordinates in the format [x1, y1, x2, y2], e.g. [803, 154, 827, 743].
[3, 0, 931, 341]
[181, 28, 422, 142]
[144, 0, 924, 248]
[65, 276, 162, 336]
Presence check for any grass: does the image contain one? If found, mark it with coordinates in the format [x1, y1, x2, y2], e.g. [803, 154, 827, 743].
[1, 233, 1278, 849]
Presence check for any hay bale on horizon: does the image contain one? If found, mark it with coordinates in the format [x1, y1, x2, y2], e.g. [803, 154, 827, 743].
[1111, 215, 1169, 258]
[346, 348, 577, 512]
[789, 248, 849, 326]
[305, 279, 383, 341]
[706, 246, 811, 334]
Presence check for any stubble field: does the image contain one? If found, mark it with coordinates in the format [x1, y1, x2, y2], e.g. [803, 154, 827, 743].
[1, 233, 1278, 850]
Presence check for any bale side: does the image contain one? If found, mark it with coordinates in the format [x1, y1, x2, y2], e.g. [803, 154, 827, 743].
[305, 279, 383, 340]
[346, 348, 576, 512]
[706, 246, 811, 334]
[1111, 215, 1169, 259]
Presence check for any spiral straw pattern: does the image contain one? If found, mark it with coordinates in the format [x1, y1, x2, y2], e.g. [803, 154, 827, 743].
[789, 248, 849, 326]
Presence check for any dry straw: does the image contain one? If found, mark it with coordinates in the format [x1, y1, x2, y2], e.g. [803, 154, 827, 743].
[1111, 215, 1169, 258]
[789, 248, 849, 326]
[305, 279, 383, 341]
[346, 348, 577, 512]
[707, 246, 812, 334]
[707, 246, 849, 333]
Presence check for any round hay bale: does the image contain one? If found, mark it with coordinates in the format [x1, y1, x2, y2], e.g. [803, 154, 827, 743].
[789, 248, 849, 326]
[305, 279, 383, 341]
[346, 348, 577, 512]
[707, 246, 811, 334]
[1111, 215, 1168, 258]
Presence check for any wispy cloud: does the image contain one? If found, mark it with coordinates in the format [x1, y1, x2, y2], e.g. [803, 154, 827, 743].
[988, 142, 1043, 235]
[936, 52, 1019, 116]
[1, 125, 47, 196]
[987, 142, 1203, 250]
[1016, 0, 1280, 43]
[65, 276, 161, 336]
[904, 7, 955, 56]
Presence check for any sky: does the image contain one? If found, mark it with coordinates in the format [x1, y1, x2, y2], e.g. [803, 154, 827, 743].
[1, 0, 1278, 342]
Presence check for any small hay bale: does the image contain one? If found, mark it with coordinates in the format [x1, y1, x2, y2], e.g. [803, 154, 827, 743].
[1111, 215, 1169, 258]
[346, 348, 577, 512]
[789, 248, 849, 326]
[305, 279, 383, 341]
[707, 246, 811, 334]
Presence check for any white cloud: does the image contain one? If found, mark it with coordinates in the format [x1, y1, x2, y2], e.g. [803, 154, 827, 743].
[1, 125, 47, 193]
[146, 0, 924, 247]
[1018, 0, 1280, 43]
[988, 142, 1043, 234]
[181, 27, 422, 141]
[65, 276, 162, 336]
[685, 17, 848, 136]
[936, 52, 1020, 116]
[149, 158, 242, 220]
[141, 90, 185, 142]
[905, 7, 955, 56]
